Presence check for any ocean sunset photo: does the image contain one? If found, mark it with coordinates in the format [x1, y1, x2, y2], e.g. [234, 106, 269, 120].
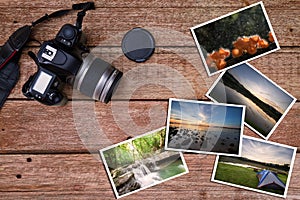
[207, 63, 296, 139]
[165, 99, 245, 155]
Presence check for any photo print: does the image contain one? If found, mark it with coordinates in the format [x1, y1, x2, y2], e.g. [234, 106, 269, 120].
[212, 136, 297, 198]
[206, 63, 296, 140]
[165, 98, 245, 155]
[190, 1, 279, 76]
[100, 127, 188, 199]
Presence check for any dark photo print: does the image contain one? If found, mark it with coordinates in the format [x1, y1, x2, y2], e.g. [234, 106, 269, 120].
[206, 63, 296, 139]
[165, 99, 245, 156]
[191, 2, 279, 76]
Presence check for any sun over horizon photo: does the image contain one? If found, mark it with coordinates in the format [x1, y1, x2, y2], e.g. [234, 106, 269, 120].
[166, 99, 245, 155]
[207, 63, 296, 139]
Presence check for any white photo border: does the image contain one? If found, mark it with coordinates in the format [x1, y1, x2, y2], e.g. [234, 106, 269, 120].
[205, 62, 297, 140]
[190, 1, 280, 76]
[211, 135, 297, 198]
[100, 126, 189, 199]
[165, 98, 245, 156]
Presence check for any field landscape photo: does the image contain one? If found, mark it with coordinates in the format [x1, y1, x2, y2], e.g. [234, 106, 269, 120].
[100, 127, 188, 199]
[166, 99, 244, 155]
[191, 2, 279, 75]
[212, 136, 296, 198]
[207, 63, 295, 139]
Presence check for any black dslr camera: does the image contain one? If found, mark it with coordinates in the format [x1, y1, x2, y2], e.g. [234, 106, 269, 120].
[23, 3, 123, 106]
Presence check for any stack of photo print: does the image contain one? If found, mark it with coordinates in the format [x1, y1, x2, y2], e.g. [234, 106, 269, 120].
[100, 2, 297, 199]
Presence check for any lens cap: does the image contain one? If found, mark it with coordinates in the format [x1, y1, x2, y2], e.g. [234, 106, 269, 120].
[122, 28, 155, 63]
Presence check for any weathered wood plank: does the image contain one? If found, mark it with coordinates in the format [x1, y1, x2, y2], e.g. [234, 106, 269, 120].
[0, 0, 299, 9]
[0, 1, 298, 200]
[6, 47, 300, 100]
[1, 191, 300, 200]
[0, 153, 299, 199]
[0, 101, 299, 153]
[0, 8, 298, 46]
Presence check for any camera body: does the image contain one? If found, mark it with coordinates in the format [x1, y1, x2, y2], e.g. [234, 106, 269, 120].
[38, 24, 85, 82]
[22, 67, 67, 106]
[23, 23, 84, 105]
[23, 18, 123, 105]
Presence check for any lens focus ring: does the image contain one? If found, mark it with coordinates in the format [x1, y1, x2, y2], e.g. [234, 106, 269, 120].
[74, 54, 123, 103]
[93, 66, 114, 100]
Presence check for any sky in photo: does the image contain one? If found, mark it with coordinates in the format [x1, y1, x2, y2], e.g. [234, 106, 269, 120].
[170, 100, 243, 128]
[227, 64, 294, 114]
[242, 137, 295, 165]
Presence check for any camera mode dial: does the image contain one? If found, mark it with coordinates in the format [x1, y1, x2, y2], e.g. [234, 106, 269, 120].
[55, 24, 80, 48]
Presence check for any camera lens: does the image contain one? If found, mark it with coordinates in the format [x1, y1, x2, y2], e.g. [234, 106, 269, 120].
[74, 54, 123, 103]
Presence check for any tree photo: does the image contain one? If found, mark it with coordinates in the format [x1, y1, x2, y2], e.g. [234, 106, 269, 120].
[100, 127, 188, 199]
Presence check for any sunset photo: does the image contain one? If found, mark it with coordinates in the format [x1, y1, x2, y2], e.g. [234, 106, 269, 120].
[165, 99, 245, 155]
[207, 63, 296, 139]
[212, 136, 297, 198]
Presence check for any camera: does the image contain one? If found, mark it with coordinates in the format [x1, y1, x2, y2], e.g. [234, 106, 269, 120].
[22, 64, 67, 106]
[22, 5, 123, 106]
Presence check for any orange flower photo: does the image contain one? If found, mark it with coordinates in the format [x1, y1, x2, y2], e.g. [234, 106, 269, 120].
[190, 2, 279, 76]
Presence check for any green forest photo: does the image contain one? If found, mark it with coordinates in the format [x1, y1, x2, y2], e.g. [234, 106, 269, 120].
[100, 127, 188, 199]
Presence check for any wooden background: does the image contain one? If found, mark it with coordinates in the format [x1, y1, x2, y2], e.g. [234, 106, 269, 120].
[0, 0, 299, 199]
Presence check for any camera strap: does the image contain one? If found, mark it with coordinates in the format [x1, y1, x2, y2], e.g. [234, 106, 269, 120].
[0, 1, 95, 108]
[0, 52, 20, 108]
[31, 2, 95, 27]
[0, 2, 95, 70]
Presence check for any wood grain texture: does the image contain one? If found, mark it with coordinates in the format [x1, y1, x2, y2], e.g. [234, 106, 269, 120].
[0, 154, 299, 199]
[0, 7, 298, 46]
[0, 0, 299, 199]
[0, 0, 299, 8]
[0, 101, 299, 153]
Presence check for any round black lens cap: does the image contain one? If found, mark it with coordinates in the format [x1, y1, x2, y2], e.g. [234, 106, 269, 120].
[122, 28, 155, 63]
